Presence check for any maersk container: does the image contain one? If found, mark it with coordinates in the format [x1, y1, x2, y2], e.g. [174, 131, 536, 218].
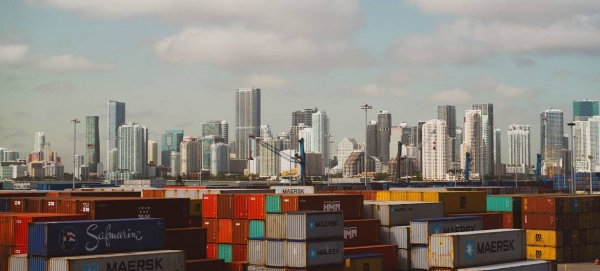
[266, 213, 286, 239]
[46, 250, 185, 271]
[286, 211, 344, 240]
[429, 229, 526, 269]
[452, 260, 552, 271]
[411, 245, 428, 270]
[247, 239, 266, 265]
[270, 186, 314, 194]
[249, 220, 265, 238]
[372, 201, 444, 226]
[266, 240, 285, 267]
[286, 239, 344, 268]
[411, 216, 483, 245]
[28, 218, 166, 257]
[9, 254, 27, 271]
[380, 226, 410, 249]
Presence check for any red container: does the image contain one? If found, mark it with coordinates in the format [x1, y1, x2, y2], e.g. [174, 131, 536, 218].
[0, 215, 15, 245]
[207, 243, 218, 259]
[502, 212, 514, 229]
[187, 259, 225, 271]
[232, 220, 249, 245]
[0, 192, 45, 198]
[0, 244, 13, 271]
[343, 219, 380, 247]
[13, 246, 26, 255]
[446, 212, 503, 230]
[60, 191, 141, 197]
[247, 194, 266, 220]
[281, 194, 363, 219]
[361, 191, 376, 201]
[57, 199, 78, 214]
[233, 194, 249, 219]
[218, 219, 233, 243]
[25, 198, 44, 213]
[224, 262, 247, 271]
[43, 199, 62, 213]
[344, 245, 397, 271]
[9, 199, 25, 213]
[218, 194, 235, 219]
[232, 245, 247, 262]
[203, 219, 219, 243]
[14, 213, 88, 246]
[522, 213, 563, 230]
[190, 217, 203, 227]
[166, 227, 207, 260]
[202, 194, 218, 219]
[522, 196, 567, 214]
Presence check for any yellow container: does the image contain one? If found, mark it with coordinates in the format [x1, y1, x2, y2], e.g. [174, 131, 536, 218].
[406, 191, 422, 201]
[390, 191, 406, 201]
[189, 198, 202, 217]
[376, 191, 391, 201]
[526, 246, 560, 261]
[436, 191, 487, 214]
[526, 230, 562, 247]
[345, 254, 383, 271]
[421, 191, 439, 202]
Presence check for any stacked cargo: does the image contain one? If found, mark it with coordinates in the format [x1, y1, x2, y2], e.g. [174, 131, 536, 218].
[487, 195, 523, 229]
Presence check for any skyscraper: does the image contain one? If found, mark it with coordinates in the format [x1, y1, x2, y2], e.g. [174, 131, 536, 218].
[235, 88, 261, 160]
[541, 109, 565, 176]
[117, 123, 148, 178]
[312, 111, 330, 169]
[292, 108, 318, 127]
[438, 105, 457, 161]
[389, 126, 404, 159]
[366, 121, 378, 159]
[260, 125, 273, 139]
[148, 140, 158, 165]
[258, 138, 280, 177]
[422, 119, 448, 180]
[472, 103, 494, 175]
[161, 129, 184, 167]
[180, 136, 202, 176]
[211, 143, 230, 175]
[338, 138, 359, 168]
[494, 128, 501, 165]
[377, 110, 392, 165]
[202, 120, 229, 143]
[34, 132, 45, 153]
[85, 116, 100, 172]
[508, 124, 531, 167]
[573, 99, 599, 121]
[202, 135, 225, 171]
[573, 116, 600, 172]
[107, 101, 125, 165]
[461, 110, 482, 177]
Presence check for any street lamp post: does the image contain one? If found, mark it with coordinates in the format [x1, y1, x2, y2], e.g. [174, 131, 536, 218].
[589, 155, 594, 194]
[70, 118, 80, 189]
[360, 103, 372, 186]
[568, 122, 576, 194]
[289, 132, 294, 186]
[326, 134, 333, 186]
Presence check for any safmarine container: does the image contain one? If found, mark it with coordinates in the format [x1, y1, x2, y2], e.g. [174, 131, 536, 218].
[451, 260, 553, 271]
[15, 213, 88, 247]
[344, 254, 383, 271]
[247, 239, 266, 265]
[266, 213, 286, 239]
[380, 226, 409, 249]
[267, 240, 285, 267]
[28, 218, 166, 257]
[166, 227, 207, 260]
[286, 211, 344, 240]
[429, 229, 526, 269]
[410, 216, 483, 245]
[372, 201, 444, 226]
[343, 219, 380, 247]
[286, 239, 344, 268]
[249, 220, 265, 238]
[46, 250, 185, 271]
[411, 245, 428, 270]
[281, 194, 363, 219]
[9, 254, 27, 271]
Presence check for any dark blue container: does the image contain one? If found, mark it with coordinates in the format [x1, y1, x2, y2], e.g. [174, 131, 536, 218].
[28, 218, 166, 257]
[0, 198, 8, 212]
[29, 257, 47, 271]
[37, 183, 78, 190]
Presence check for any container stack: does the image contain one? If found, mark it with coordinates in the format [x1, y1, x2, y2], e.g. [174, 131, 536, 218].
[486, 195, 523, 229]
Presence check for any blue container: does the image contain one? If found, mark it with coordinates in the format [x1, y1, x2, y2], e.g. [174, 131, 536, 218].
[29, 257, 48, 271]
[28, 218, 166, 257]
[0, 198, 8, 212]
[37, 183, 75, 190]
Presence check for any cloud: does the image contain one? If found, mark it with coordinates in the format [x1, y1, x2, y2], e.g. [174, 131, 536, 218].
[475, 76, 536, 98]
[33, 82, 74, 93]
[12, 111, 31, 119]
[128, 109, 162, 120]
[552, 69, 572, 78]
[5, 129, 26, 138]
[355, 84, 411, 98]
[429, 89, 473, 104]
[242, 74, 290, 89]
[0, 44, 29, 64]
[512, 57, 536, 67]
[176, 121, 195, 128]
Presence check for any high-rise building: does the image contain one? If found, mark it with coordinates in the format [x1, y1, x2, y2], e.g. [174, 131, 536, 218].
[422, 119, 448, 180]
[292, 108, 318, 127]
[148, 140, 158, 165]
[108, 149, 118, 172]
[258, 138, 280, 177]
[211, 143, 229, 175]
[338, 138, 359, 168]
[161, 130, 184, 167]
[312, 111, 330, 169]
[289, 124, 308, 152]
[260, 125, 273, 139]
[202, 136, 225, 171]
[494, 128, 501, 165]
[461, 110, 482, 177]
[85, 116, 100, 172]
[42, 143, 51, 162]
[573, 116, 600, 172]
[3, 150, 19, 161]
[299, 128, 313, 152]
[170, 151, 181, 178]
[389, 126, 404, 160]
[235, 88, 261, 160]
[573, 99, 599, 121]
[202, 120, 229, 143]
[438, 105, 457, 161]
[180, 136, 202, 176]
[377, 111, 392, 165]
[366, 120, 378, 159]
[472, 103, 494, 175]
[541, 109, 565, 175]
[508, 124, 531, 167]
[74, 154, 84, 180]
[107, 101, 125, 165]
[117, 123, 148, 178]
[454, 126, 463, 164]
[34, 132, 45, 153]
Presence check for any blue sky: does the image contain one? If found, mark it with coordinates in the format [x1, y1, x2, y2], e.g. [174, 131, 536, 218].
[1, 0, 599, 172]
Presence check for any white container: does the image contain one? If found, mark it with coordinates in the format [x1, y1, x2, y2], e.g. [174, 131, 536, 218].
[456, 260, 552, 271]
[411, 245, 428, 270]
[397, 248, 410, 271]
[9, 255, 27, 271]
[48, 250, 185, 271]
[266, 268, 285, 271]
[266, 240, 286, 267]
[286, 211, 344, 240]
[286, 239, 344, 268]
[266, 213, 286, 239]
[270, 186, 314, 194]
[411, 216, 483, 245]
[373, 201, 444, 226]
[165, 189, 177, 198]
[429, 229, 526, 269]
[247, 265, 268, 271]
[247, 239, 266, 265]
[380, 226, 410, 249]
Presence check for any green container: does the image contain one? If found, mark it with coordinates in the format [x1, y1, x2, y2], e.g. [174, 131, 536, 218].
[486, 195, 513, 212]
[249, 220, 265, 238]
[218, 244, 232, 263]
[266, 195, 281, 213]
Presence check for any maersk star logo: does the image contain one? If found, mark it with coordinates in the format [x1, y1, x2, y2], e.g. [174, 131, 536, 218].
[433, 225, 442, 234]
[82, 264, 98, 271]
[309, 249, 317, 259]
[465, 240, 475, 260]
[308, 220, 315, 230]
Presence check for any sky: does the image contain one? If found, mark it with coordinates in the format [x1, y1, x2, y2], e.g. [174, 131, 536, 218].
[1, 0, 599, 173]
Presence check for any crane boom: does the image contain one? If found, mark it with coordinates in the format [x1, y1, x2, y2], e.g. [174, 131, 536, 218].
[248, 135, 307, 185]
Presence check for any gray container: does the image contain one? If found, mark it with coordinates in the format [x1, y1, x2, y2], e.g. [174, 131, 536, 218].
[363, 201, 376, 219]
[266, 240, 286, 267]
[248, 239, 266, 265]
[47, 250, 185, 271]
[248, 265, 268, 271]
[397, 248, 410, 271]
[381, 226, 410, 249]
[266, 268, 285, 271]
[266, 213, 286, 239]
[286, 211, 344, 240]
[9, 255, 27, 271]
[286, 239, 344, 268]
[411, 245, 428, 270]
[411, 216, 483, 245]
[456, 260, 552, 271]
[429, 229, 526, 269]
[373, 201, 444, 226]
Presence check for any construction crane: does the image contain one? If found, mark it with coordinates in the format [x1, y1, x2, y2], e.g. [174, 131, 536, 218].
[248, 135, 307, 185]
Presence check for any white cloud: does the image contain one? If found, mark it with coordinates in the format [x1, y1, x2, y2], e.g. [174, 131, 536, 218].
[475, 76, 536, 98]
[34, 54, 115, 72]
[429, 89, 473, 104]
[33, 82, 74, 93]
[356, 84, 411, 98]
[0, 44, 29, 64]
[242, 74, 290, 89]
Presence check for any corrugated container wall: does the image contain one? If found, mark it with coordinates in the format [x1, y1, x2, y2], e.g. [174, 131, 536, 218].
[344, 245, 397, 271]
[344, 254, 383, 271]
[266, 213, 286, 240]
[218, 244, 233, 263]
[423, 191, 487, 214]
[48, 250, 185, 271]
[286, 239, 344, 268]
[233, 220, 249, 245]
[373, 201, 444, 226]
[218, 194, 235, 218]
[281, 195, 363, 219]
[286, 211, 344, 240]
[203, 218, 219, 243]
[452, 260, 553, 271]
[247, 194, 265, 219]
[203, 194, 218, 218]
[410, 216, 483, 245]
[397, 248, 410, 271]
[266, 195, 281, 213]
[411, 245, 428, 270]
[234, 194, 249, 219]
[8, 255, 27, 271]
[343, 219, 380, 247]
[266, 240, 285, 267]
[380, 226, 410, 249]
[166, 227, 207, 260]
[249, 220, 265, 239]
[247, 239, 266, 265]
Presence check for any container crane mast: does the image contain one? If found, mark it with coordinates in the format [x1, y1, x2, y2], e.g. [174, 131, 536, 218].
[248, 135, 307, 185]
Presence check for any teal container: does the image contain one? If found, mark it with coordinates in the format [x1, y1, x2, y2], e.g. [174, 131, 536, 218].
[249, 220, 265, 238]
[486, 195, 513, 212]
[218, 244, 232, 263]
[266, 195, 281, 213]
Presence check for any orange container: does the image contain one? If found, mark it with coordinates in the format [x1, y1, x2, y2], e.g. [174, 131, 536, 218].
[233, 194, 249, 219]
[202, 194, 218, 219]
[218, 219, 233, 243]
[43, 199, 62, 213]
[207, 243, 218, 259]
[247, 194, 266, 220]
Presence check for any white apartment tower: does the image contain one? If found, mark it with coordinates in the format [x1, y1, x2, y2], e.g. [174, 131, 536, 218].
[180, 136, 202, 176]
[461, 110, 483, 177]
[116, 123, 148, 178]
[338, 138, 359, 168]
[422, 119, 449, 180]
[258, 138, 280, 177]
[311, 111, 330, 169]
[34, 132, 45, 153]
[508, 124, 531, 167]
[211, 143, 230, 175]
[573, 116, 600, 172]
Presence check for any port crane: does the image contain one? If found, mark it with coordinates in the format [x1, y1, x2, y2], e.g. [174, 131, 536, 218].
[248, 135, 307, 185]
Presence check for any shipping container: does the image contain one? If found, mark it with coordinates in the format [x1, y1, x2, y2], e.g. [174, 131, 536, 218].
[186, 258, 225, 271]
[521, 196, 575, 214]
[266, 195, 281, 213]
[286, 239, 344, 268]
[247, 239, 266, 265]
[166, 227, 207, 260]
[266, 213, 286, 240]
[452, 260, 553, 271]
[370, 201, 444, 226]
[248, 265, 267, 271]
[42, 199, 62, 213]
[411, 245, 428, 270]
[344, 254, 383, 271]
[422, 191, 487, 214]
[429, 229, 526, 269]
[218, 194, 235, 219]
[28, 218, 166, 257]
[9, 199, 24, 213]
[502, 212, 522, 229]
[233, 245, 247, 262]
[218, 244, 233, 263]
[248, 194, 266, 219]
[344, 245, 397, 271]
[234, 194, 249, 219]
[207, 243, 218, 259]
[15, 213, 87, 247]
[522, 213, 562, 230]
[45, 250, 185, 271]
[486, 195, 522, 213]
[233, 219, 249, 245]
[390, 191, 406, 201]
[25, 198, 44, 213]
[0, 244, 12, 271]
[8, 254, 27, 271]
[271, 186, 315, 194]
[249, 220, 265, 239]
[218, 219, 233, 243]
[281, 194, 363, 219]
[376, 191, 391, 201]
[447, 212, 503, 230]
[0, 198, 8, 212]
[343, 219, 380, 247]
[410, 216, 483, 245]
[0, 215, 15, 245]
[203, 218, 219, 243]
[190, 199, 202, 217]
[203, 194, 218, 218]
[380, 226, 409, 249]
[286, 211, 344, 240]
[397, 248, 410, 271]
[225, 261, 247, 271]
[13, 246, 26, 255]
[285, 265, 345, 271]
[267, 240, 286, 267]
